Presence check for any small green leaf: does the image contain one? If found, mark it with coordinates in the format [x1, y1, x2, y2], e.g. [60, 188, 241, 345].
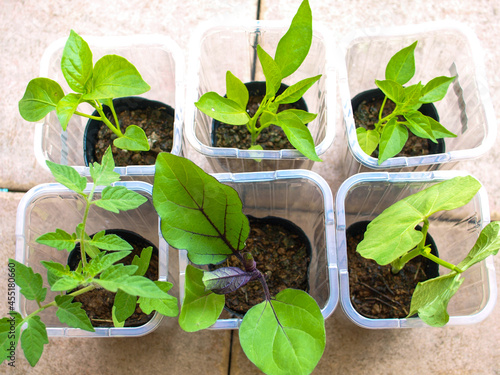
[285, 109, 317, 125]
[408, 273, 463, 327]
[458, 222, 500, 271]
[112, 290, 137, 323]
[89, 231, 133, 251]
[61, 30, 93, 93]
[259, 111, 277, 128]
[36, 229, 77, 251]
[240, 289, 325, 375]
[89, 146, 120, 186]
[385, 41, 417, 85]
[93, 185, 148, 213]
[21, 316, 49, 367]
[179, 265, 224, 332]
[274, 0, 313, 79]
[85, 250, 131, 277]
[226, 71, 249, 110]
[40, 261, 73, 279]
[51, 273, 85, 292]
[356, 127, 379, 156]
[112, 306, 125, 328]
[402, 82, 424, 110]
[427, 117, 457, 139]
[8, 259, 47, 303]
[113, 125, 150, 152]
[46, 161, 87, 194]
[19, 78, 64, 122]
[277, 110, 321, 161]
[132, 246, 153, 276]
[195, 92, 249, 125]
[55, 295, 94, 331]
[92, 263, 136, 291]
[375, 79, 405, 104]
[405, 111, 437, 142]
[257, 45, 282, 98]
[420, 76, 456, 103]
[56, 93, 82, 131]
[274, 75, 321, 104]
[138, 281, 179, 317]
[378, 118, 408, 164]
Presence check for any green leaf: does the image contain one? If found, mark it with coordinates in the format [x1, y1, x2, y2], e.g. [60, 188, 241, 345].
[85, 250, 131, 277]
[153, 153, 249, 265]
[55, 295, 94, 331]
[19, 78, 64, 122]
[402, 82, 424, 110]
[226, 71, 249, 110]
[40, 261, 73, 279]
[89, 231, 133, 251]
[275, 75, 321, 104]
[427, 117, 457, 139]
[385, 41, 417, 85]
[93, 185, 148, 213]
[61, 30, 93, 93]
[356, 127, 379, 156]
[375, 79, 405, 104]
[21, 316, 49, 367]
[113, 125, 150, 152]
[84, 55, 150, 100]
[51, 273, 86, 292]
[195, 92, 250, 125]
[420, 76, 456, 103]
[405, 111, 437, 142]
[284, 109, 317, 125]
[257, 45, 282, 98]
[112, 306, 125, 328]
[36, 229, 78, 251]
[132, 246, 153, 276]
[56, 93, 82, 131]
[8, 259, 46, 303]
[408, 273, 463, 327]
[274, 0, 313, 79]
[378, 118, 408, 164]
[277, 110, 321, 161]
[179, 265, 224, 332]
[260, 111, 278, 128]
[89, 146, 120, 186]
[458, 221, 500, 271]
[138, 281, 179, 317]
[0, 312, 22, 364]
[240, 289, 325, 375]
[46, 160, 87, 194]
[357, 176, 482, 265]
[112, 290, 138, 323]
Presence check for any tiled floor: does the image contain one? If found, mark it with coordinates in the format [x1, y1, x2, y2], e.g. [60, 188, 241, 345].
[1, 0, 499, 373]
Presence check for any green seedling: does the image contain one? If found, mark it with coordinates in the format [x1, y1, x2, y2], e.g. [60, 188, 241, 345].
[357, 176, 500, 326]
[356, 41, 457, 164]
[19, 30, 151, 152]
[0, 148, 178, 367]
[153, 153, 325, 375]
[195, 0, 322, 162]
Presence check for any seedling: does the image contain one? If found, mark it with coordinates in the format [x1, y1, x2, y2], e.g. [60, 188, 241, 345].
[19, 30, 151, 152]
[357, 176, 500, 326]
[195, 0, 322, 162]
[0, 148, 178, 367]
[356, 41, 457, 164]
[153, 153, 325, 375]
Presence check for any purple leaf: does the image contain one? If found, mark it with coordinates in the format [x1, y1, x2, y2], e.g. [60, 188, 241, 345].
[202, 267, 255, 295]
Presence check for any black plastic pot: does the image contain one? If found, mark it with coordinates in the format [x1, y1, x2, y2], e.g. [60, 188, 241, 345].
[351, 88, 445, 155]
[83, 96, 175, 166]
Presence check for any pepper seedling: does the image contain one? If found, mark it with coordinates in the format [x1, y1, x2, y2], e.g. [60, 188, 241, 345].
[0, 148, 178, 367]
[356, 176, 500, 326]
[356, 41, 457, 164]
[153, 153, 325, 375]
[195, 0, 322, 162]
[19, 30, 151, 152]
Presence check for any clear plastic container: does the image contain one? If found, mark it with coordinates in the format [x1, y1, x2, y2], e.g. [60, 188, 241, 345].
[184, 21, 336, 173]
[15, 181, 168, 337]
[33, 34, 185, 179]
[178, 169, 338, 329]
[338, 21, 497, 173]
[335, 171, 497, 328]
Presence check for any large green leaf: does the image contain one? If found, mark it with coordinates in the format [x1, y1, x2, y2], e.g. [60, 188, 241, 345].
[420, 76, 455, 103]
[257, 45, 282, 98]
[458, 221, 500, 271]
[46, 160, 87, 194]
[385, 41, 417, 85]
[61, 30, 93, 93]
[56, 93, 82, 131]
[19, 78, 64, 122]
[8, 259, 46, 303]
[93, 185, 148, 213]
[226, 71, 249, 110]
[375, 79, 405, 104]
[274, 75, 321, 104]
[113, 125, 150, 152]
[378, 118, 408, 164]
[195, 92, 250, 125]
[112, 290, 137, 323]
[239, 289, 325, 375]
[277, 110, 321, 161]
[138, 281, 179, 317]
[55, 295, 94, 331]
[426, 117, 457, 139]
[21, 316, 49, 367]
[405, 111, 437, 142]
[153, 153, 250, 265]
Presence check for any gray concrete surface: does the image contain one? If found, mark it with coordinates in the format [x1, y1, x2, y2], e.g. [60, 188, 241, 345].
[0, 0, 499, 374]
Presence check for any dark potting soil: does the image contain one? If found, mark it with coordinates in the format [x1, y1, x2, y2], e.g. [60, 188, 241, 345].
[93, 105, 174, 166]
[71, 236, 159, 327]
[346, 225, 436, 319]
[216, 217, 310, 316]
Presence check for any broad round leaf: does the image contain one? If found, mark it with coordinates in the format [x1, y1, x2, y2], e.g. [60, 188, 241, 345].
[195, 92, 249, 125]
[19, 78, 64, 122]
[61, 30, 93, 93]
[113, 124, 150, 151]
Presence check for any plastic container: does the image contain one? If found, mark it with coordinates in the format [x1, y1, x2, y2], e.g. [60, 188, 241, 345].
[15, 181, 168, 337]
[178, 169, 338, 329]
[184, 21, 336, 173]
[339, 21, 497, 174]
[33, 34, 185, 179]
[335, 171, 497, 328]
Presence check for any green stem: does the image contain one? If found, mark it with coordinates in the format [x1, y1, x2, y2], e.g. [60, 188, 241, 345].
[74, 111, 103, 121]
[79, 187, 95, 268]
[93, 101, 124, 137]
[391, 219, 430, 274]
[247, 96, 270, 146]
[421, 250, 463, 273]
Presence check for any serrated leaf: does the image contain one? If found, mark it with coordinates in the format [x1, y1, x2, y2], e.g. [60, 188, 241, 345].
[93, 263, 137, 292]
[458, 221, 500, 271]
[46, 161, 87, 194]
[138, 281, 179, 317]
[179, 265, 224, 332]
[375, 79, 405, 104]
[153, 153, 249, 265]
[277, 110, 321, 161]
[19, 78, 64, 122]
[89, 231, 133, 251]
[93, 185, 148, 213]
[427, 117, 456, 139]
[405, 111, 437, 142]
[132, 246, 153, 276]
[21, 316, 49, 367]
[202, 267, 254, 294]
[385, 41, 417, 85]
[56, 93, 82, 131]
[257, 45, 282, 98]
[226, 71, 249, 110]
[51, 273, 86, 292]
[112, 290, 137, 323]
[36, 229, 77, 251]
[8, 259, 47, 303]
[113, 125, 150, 152]
[195, 92, 249, 125]
[378, 118, 408, 164]
[275, 75, 321, 104]
[86, 250, 131, 277]
[420, 76, 455, 103]
[40, 261, 72, 278]
[240, 289, 325, 375]
[55, 295, 94, 331]
[0, 312, 22, 364]
[89, 146, 120, 186]
[356, 127, 379, 156]
[61, 30, 93, 93]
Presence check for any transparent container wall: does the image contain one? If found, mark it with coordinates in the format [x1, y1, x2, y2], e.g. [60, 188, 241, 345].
[178, 170, 337, 329]
[15, 182, 168, 337]
[340, 22, 496, 173]
[185, 22, 335, 173]
[35, 35, 184, 176]
[335, 171, 496, 328]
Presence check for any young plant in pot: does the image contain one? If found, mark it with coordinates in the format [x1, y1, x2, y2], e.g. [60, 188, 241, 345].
[195, 0, 322, 162]
[153, 153, 326, 375]
[351, 176, 500, 326]
[0, 148, 178, 367]
[19, 30, 175, 166]
[354, 41, 457, 165]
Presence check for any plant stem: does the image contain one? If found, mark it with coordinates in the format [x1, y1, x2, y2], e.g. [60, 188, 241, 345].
[74, 111, 103, 121]
[79, 186, 95, 268]
[93, 101, 124, 137]
[391, 220, 430, 274]
[421, 250, 463, 273]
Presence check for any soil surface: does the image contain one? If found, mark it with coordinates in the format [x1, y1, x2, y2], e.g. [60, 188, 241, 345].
[346, 222, 437, 319]
[215, 216, 311, 316]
